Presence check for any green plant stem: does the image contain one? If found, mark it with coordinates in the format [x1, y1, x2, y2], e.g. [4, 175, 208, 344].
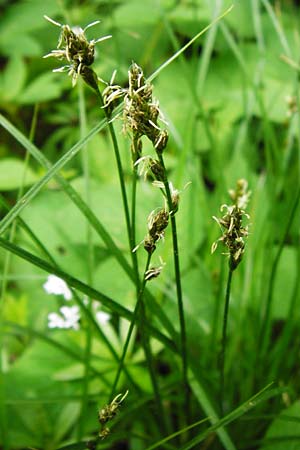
[94, 87, 132, 252]
[138, 282, 168, 435]
[95, 92, 164, 409]
[157, 152, 189, 416]
[78, 81, 94, 440]
[131, 147, 167, 429]
[210, 257, 225, 362]
[219, 266, 233, 415]
[95, 86, 161, 406]
[131, 163, 139, 280]
[110, 253, 152, 400]
[95, 86, 143, 298]
[110, 251, 169, 434]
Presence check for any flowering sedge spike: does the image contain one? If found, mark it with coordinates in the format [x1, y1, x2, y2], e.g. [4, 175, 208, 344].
[212, 179, 251, 270]
[145, 208, 169, 253]
[133, 208, 169, 255]
[103, 62, 168, 161]
[98, 390, 128, 439]
[43, 15, 111, 89]
[134, 156, 165, 182]
[125, 63, 169, 159]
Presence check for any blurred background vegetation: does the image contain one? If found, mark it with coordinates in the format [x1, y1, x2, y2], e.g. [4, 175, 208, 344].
[0, 0, 300, 449]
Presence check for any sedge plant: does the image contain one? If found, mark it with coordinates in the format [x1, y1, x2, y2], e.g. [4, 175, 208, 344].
[43, 13, 187, 440]
[212, 179, 251, 414]
[3, 4, 292, 449]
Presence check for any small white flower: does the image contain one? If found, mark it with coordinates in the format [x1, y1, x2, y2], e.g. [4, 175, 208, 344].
[43, 275, 72, 300]
[48, 312, 67, 329]
[60, 306, 80, 329]
[96, 310, 111, 325]
[48, 305, 80, 330]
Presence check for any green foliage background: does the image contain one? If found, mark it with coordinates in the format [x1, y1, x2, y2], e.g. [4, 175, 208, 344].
[0, 0, 300, 449]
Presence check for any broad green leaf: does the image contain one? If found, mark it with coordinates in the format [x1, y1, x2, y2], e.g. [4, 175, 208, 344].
[0, 0, 59, 34]
[53, 402, 81, 444]
[18, 72, 62, 104]
[114, 0, 161, 27]
[1, 56, 27, 101]
[260, 401, 300, 450]
[0, 158, 39, 190]
[0, 33, 42, 57]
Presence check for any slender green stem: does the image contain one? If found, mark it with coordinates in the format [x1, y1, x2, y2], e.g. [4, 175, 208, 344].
[219, 266, 233, 415]
[77, 81, 94, 439]
[96, 86, 166, 426]
[210, 257, 225, 362]
[131, 164, 140, 281]
[95, 86, 143, 294]
[94, 87, 132, 250]
[157, 152, 189, 415]
[138, 272, 168, 435]
[110, 253, 152, 400]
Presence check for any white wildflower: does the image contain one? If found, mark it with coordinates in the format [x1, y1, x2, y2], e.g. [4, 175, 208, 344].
[43, 275, 72, 300]
[96, 310, 111, 325]
[48, 305, 80, 330]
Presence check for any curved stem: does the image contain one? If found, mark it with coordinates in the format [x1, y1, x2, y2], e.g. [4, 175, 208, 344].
[139, 290, 168, 435]
[77, 81, 93, 440]
[219, 266, 233, 414]
[131, 163, 140, 284]
[110, 253, 152, 400]
[95, 87, 133, 254]
[157, 153, 189, 416]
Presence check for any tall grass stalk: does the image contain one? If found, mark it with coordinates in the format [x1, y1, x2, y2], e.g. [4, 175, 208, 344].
[219, 267, 233, 414]
[77, 80, 94, 439]
[157, 152, 189, 415]
[94, 87, 164, 414]
[94, 87, 133, 256]
[110, 253, 152, 400]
